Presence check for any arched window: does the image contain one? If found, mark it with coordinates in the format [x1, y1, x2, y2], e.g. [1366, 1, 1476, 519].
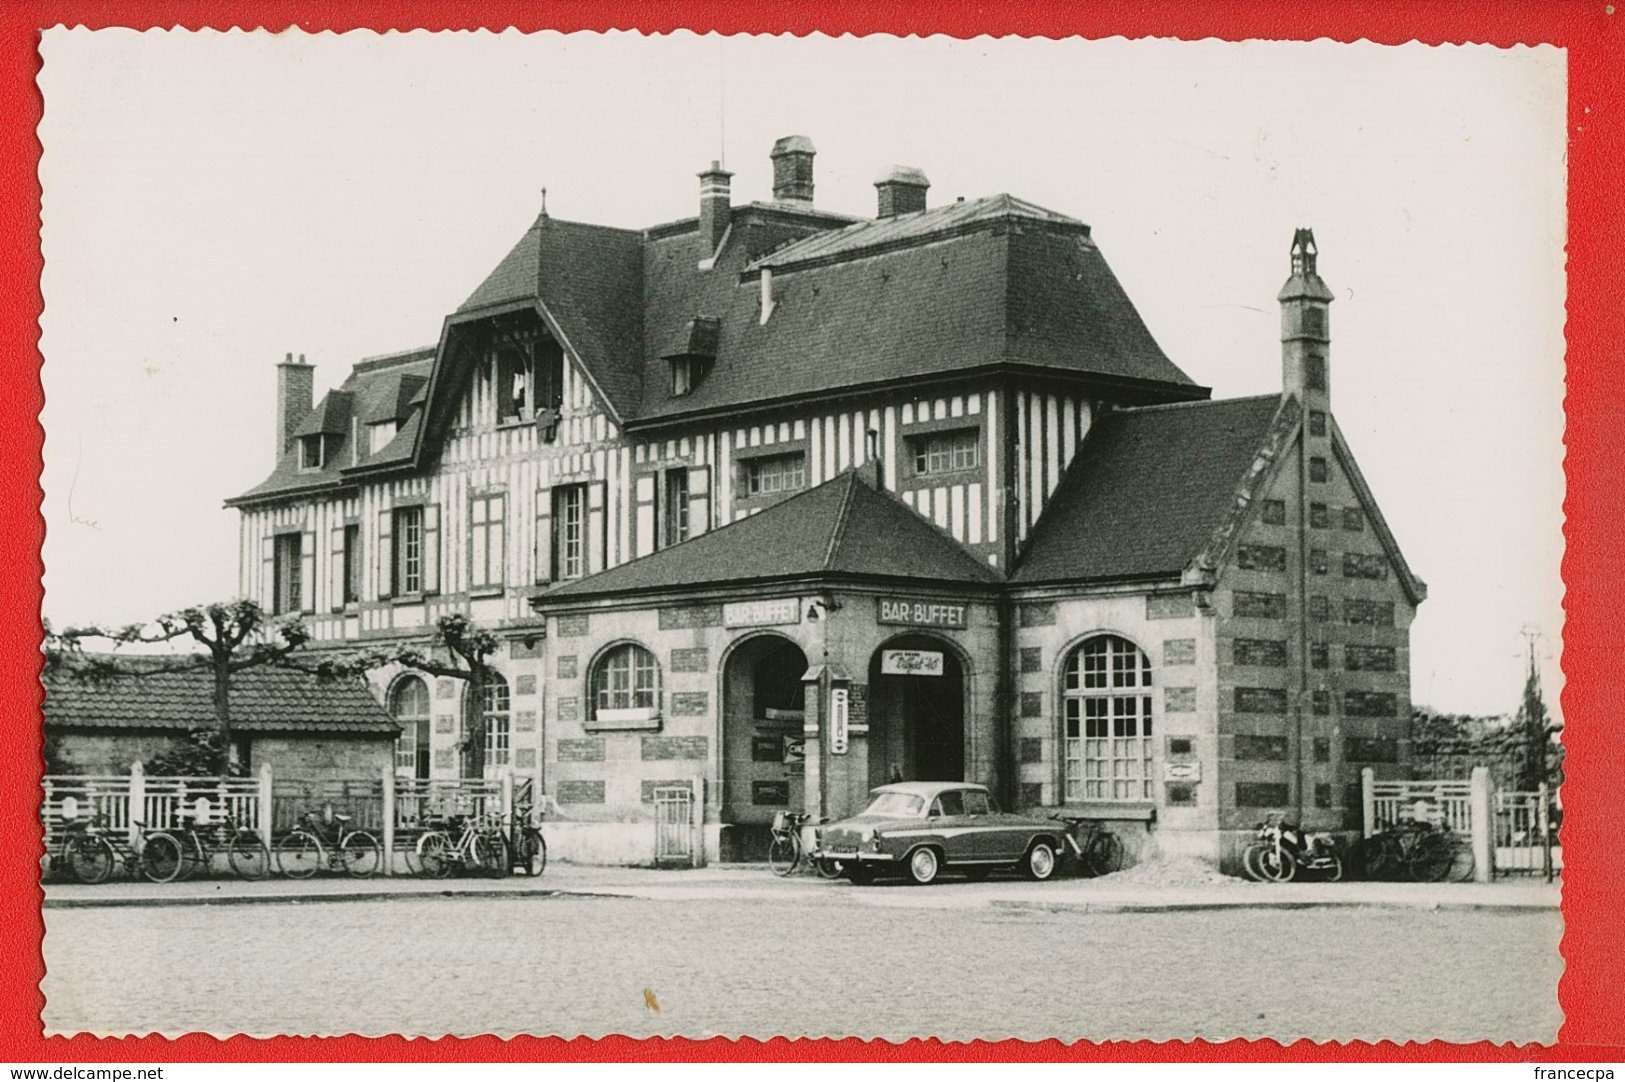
[593, 643, 660, 719]
[390, 676, 430, 777]
[1062, 636, 1154, 801]
[481, 673, 511, 768]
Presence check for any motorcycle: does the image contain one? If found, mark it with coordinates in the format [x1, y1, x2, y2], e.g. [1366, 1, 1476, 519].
[1242, 813, 1344, 882]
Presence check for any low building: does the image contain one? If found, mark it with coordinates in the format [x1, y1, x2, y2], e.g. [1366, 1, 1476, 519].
[227, 135, 1425, 868]
[43, 664, 400, 780]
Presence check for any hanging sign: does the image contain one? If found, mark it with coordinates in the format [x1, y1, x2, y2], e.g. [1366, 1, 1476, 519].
[829, 688, 850, 755]
[881, 649, 945, 677]
[877, 598, 968, 628]
[724, 598, 801, 628]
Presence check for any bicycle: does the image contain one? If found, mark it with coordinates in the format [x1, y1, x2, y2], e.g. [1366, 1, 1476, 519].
[46, 814, 118, 884]
[1241, 813, 1343, 882]
[1357, 817, 1474, 883]
[275, 811, 383, 879]
[1049, 814, 1125, 877]
[508, 804, 547, 877]
[155, 809, 273, 882]
[415, 814, 509, 879]
[768, 811, 841, 878]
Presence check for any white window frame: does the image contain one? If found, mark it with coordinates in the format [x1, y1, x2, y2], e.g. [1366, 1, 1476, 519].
[1062, 636, 1155, 802]
[911, 429, 979, 477]
[743, 452, 806, 497]
[664, 469, 690, 547]
[273, 533, 302, 615]
[592, 643, 660, 722]
[298, 434, 325, 471]
[469, 492, 507, 590]
[482, 676, 511, 769]
[393, 506, 424, 595]
[555, 485, 586, 581]
[391, 676, 430, 774]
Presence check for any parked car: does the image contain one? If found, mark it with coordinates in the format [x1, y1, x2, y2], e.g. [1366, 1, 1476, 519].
[814, 781, 1066, 885]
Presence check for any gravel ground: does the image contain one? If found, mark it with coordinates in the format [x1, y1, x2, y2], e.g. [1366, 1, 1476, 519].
[42, 893, 1562, 1042]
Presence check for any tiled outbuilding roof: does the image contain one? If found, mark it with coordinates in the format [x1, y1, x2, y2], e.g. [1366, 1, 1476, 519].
[535, 469, 998, 603]
[43, 662, 399, 735]
[1011, 395, 1286, 585]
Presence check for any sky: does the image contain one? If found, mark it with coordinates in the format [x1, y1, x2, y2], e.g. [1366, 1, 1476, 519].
[36, 30, 1567, 718]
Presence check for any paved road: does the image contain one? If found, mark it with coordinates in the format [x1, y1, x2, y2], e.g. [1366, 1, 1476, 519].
[42, 889, 1562, 1042]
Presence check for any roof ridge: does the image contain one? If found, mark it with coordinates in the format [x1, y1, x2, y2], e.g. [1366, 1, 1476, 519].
[820, 470, 862, 571]
[1115, 393, 1273, 416]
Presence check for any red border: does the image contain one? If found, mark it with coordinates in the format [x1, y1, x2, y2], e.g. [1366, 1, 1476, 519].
[6, 0, 1621, 1062]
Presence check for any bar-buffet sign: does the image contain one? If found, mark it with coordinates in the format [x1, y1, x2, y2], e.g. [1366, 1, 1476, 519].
[876, 597, 968, 628]
[723, 598, 801, 628]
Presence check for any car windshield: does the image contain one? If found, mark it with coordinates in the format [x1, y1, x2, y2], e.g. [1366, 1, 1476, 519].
[864, 792, 926, 818]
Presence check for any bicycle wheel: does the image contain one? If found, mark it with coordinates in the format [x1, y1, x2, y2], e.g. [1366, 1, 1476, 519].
[1355, 837, 1391, 880]
[767, 834, 800, 877]
[1321, 852, 1345, 883]
[227, 834, 272, 881]
[67, 834, 115, 885]
[1446, 837, 1477, 883]
[814, 856, 843, 879]
[417, 831, 454, 879]
[1257, 845, 1297, 882]
[140, 833, 185, 884]
[1408, 833, 1454, 883]
[340, 831, 383, 879]
[1242, 843, 1268, 882]
[517, 829, 548, 877]
[475, 832, 509, 877]
[275, 831, 324, 879]
[1086, 832, 1125, 877]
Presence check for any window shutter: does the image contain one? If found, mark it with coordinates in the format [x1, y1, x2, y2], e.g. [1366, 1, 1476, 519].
[687, 465, 712, 538]
[587, 481, 607, 575]
[422, 503, 441, 595]
[534, 489, 553, 584]
[491, 494, 506, 587]
[299, 529, 316, 614]
[634, 473, 656, 558]
[376, 510, 394, 600]
[329, 526, 346, 612]
[260, 534, 275, 610]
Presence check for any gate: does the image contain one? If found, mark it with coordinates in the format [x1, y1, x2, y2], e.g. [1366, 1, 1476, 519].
[653, 781, 698, 868]
[1494, 784, 1557, 881]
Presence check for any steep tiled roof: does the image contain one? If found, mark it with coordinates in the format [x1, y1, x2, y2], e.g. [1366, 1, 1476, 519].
[43, 663, 399, 735]
[1012, 395, 1285, 585]
[537, 469, 998, 602]
[458, 215, 646, 421]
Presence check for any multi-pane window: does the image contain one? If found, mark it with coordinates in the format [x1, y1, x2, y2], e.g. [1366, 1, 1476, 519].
[742, 453, 805, 497]
[273, 534, 302, 615]
[554, 485, 586, 581]
[342, 524, 361, 605]
[1062, 636, 1154, 802]
[911, 429, 979, 476]
[1309, 456, 1329, 483]
[469, 493, 507, 589]
[392, 506, 424, 595]
[391, 676, 430, 776]
[482, 675, 511, 768]
[664, 470, 690, 548]
[593, 643, 660, 716]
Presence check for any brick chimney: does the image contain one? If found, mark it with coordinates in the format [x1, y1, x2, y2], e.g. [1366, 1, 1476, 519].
[698, 160, 733, 254]
[770, 135, 816, 203]
[875, 165, 929, 218]
[276, 352, 314, 459]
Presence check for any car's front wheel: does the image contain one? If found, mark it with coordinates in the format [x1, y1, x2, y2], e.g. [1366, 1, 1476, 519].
[905, 847, 941, 885]
[1023, 841, 1059, 881]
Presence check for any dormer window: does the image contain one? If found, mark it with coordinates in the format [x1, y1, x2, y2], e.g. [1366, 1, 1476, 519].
[496, 347, 531, 426]
[368, 420, 398, 454]
[299, 434, 325, 471]
[670, 356, 712, 397]
[662, 317, 719, 399]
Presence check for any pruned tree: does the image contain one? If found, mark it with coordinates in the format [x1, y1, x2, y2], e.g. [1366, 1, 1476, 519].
[301, 613, 500, 780]
[45, 600, 310, 776]
[1511, 646, 1563, 792]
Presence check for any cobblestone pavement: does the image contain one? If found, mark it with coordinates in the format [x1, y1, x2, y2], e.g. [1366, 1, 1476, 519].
[42, 888, 1562, 1043]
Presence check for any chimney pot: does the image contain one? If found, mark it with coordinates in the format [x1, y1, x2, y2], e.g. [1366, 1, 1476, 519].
[770, 135, 816, 204]
[875, 165, 930, 218]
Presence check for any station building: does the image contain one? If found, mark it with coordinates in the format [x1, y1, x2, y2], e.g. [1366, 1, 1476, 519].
[227, 136, 1426, 868]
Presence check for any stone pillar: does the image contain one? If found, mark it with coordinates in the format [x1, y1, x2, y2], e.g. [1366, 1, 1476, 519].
[380, 763, 396, 878]
[1360, 767, 1376, 838]
[801, 675, 823, 836]
[1470, 766, 1494, 884]
[128, 761, 146, 850]
[257, 763, 275, 848]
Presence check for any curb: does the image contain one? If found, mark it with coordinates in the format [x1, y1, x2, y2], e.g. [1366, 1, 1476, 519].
[987, 897, 1559, 915]
[42, 886, 639, 910]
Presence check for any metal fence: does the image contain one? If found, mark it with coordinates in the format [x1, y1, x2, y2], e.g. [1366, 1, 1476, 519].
[1367, 777, 1474, 836]
[1494, 785, 1558, 881]
[272, 777, 386, 835]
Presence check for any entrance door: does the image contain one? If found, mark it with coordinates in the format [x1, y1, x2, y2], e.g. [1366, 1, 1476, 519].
[868, 635, 966, 788]
[720, 635, 809, 859]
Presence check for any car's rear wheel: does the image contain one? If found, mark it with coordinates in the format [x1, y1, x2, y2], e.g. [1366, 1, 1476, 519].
[1023, 841, 1059, 881]
[904, 847, 941, 885]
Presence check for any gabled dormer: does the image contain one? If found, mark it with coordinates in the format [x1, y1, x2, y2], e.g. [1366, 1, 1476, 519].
[662, 316, 720, 397]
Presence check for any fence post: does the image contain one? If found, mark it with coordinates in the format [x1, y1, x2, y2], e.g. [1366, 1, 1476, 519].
[1469, 766, 1494, 883]
[1538, 780, 1552, 883]
[1360, 767, 1375, 838]
[127, 761, 145, 849]
[381, 763, 396, 879]
[257, 763, 274, 845]
[500, 768, 514, 825]
[691, 775, 704, 869]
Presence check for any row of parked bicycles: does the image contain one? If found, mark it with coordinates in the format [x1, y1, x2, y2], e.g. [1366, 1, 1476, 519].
[46, 806, 548, 884]
[1240, 812, 1474, 883]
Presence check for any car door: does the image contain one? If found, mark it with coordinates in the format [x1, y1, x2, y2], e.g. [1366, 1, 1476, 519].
[958, 789, 1009, 861]
[928, 789, 972, 861]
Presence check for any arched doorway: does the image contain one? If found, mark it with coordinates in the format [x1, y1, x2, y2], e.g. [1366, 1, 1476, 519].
[868, 634, 966, 788]
[720, 634, 809, 861]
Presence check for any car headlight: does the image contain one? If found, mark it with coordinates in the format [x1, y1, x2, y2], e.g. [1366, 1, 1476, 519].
[859, 828, 874, 842]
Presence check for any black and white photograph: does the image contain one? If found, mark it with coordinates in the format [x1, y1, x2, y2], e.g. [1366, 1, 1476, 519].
[36, 29, 1566, 1042]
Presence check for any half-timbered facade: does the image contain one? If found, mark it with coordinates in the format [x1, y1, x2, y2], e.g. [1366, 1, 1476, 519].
[228, 137, 1423, 868]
